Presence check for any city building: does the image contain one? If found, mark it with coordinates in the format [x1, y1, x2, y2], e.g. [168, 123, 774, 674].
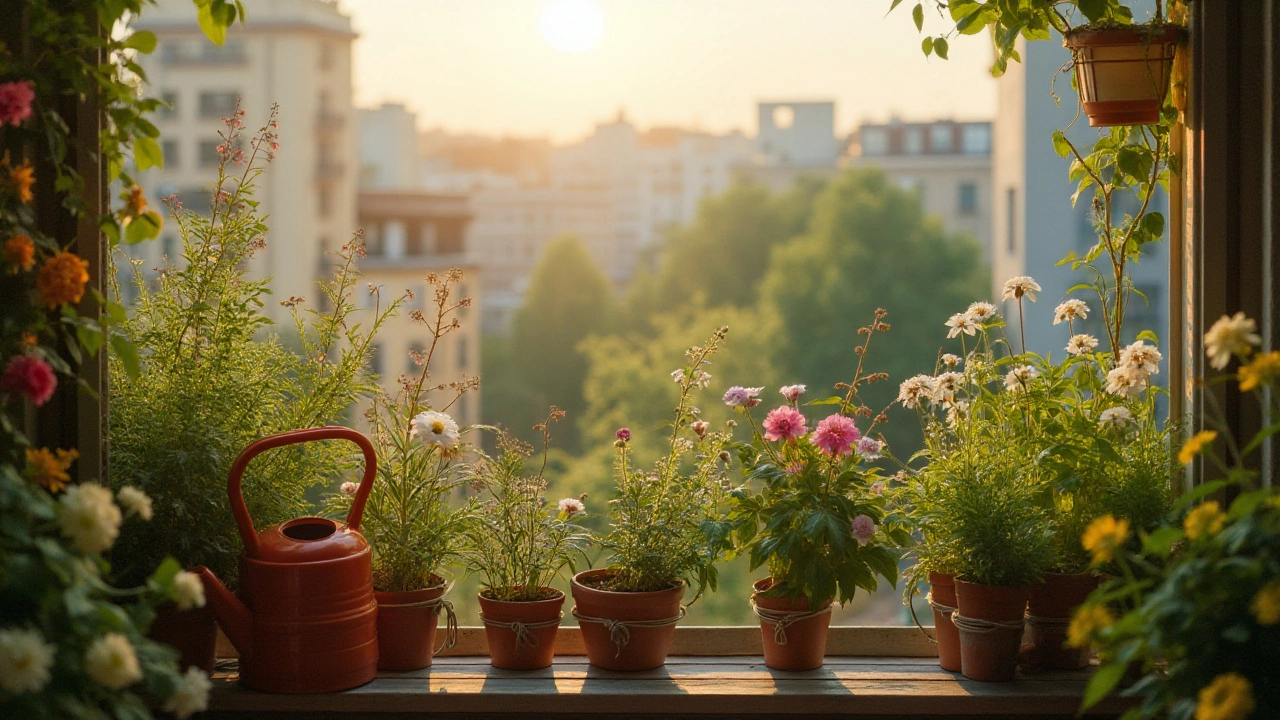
[745, 100, 842, 191]
[357, 103, 419, 190]
[993, 35, 1169, 360]
[129, 0, 357, 323]
[357, 191, 482, 427]
[850, 118, 993, 263]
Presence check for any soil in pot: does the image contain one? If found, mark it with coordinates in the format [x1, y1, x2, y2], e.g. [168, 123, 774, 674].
[927, 572, 961, 673]
[149, 603, 218, 674]
[376, 577, 452, 671]
[953, 580, 1029, 682]
[479, 587, 565, 671]
[570, 569, 685, 671]
[1023, 572, 1102, 671]
[751, 577, 833, 671]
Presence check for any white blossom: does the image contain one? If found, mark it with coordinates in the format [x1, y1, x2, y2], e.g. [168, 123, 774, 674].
[1204, 312, 1261, 370]
[117, 486, 153, 520]
[1004, 365, 1039, 392]
[1105, 365, 1149, 399]
[1119, 340, 1163, 374]
[173, 571, 206, 611]
[58, 483, 122, 554]
[84, 633, 142, 690]
[940, 353, 962, 369]
[0, 628, 56, 694]
[1001, 276, 1041, 302]
[897, 375, 936, 409]
[931, 372, 965, 404]
[779, 384, 806, 403]
[557, 498, 586, 517]
[946, 400, 970, 428]
[1098, 406, 1134, 430]
[162, 668, 212, 719]
[1067, 334, 1100, 356]
[965, 301, 998, 323]
[411, 410, 460, 448]
[1053, 299, 1090, 325]
[945, 312, 979, 339]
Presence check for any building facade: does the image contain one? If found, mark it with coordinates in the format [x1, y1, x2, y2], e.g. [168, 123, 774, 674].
[130, 0, 357, 323]
[357, 103, 420, 190]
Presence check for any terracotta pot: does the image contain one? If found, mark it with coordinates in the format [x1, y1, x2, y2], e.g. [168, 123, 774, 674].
[954, 580, 1029, 682]
[570, 569, 684, 671]
[1025, 572, 1102, 671]
[751, 577, 832, 671]
[928, 572, 961, 672]
[148, 603, 218, 674]
[479, 588, 565, 670]
[1064, 26, 1183, 127]
[376, 580, 448, 671]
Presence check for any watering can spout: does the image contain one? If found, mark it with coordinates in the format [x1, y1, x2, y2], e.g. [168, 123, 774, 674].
[192, 566, 254, 661]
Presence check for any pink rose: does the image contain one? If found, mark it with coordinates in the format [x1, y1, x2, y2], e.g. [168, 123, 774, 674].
[762, 406, 807, 442]
[0, 81, 35, 128]
[810, 414, 861, 458]
[1, 355, 57, 406]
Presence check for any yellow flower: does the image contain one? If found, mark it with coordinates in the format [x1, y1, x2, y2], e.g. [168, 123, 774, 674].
[1238, 350, 1280, 391]
[1082, 515, 1130, 565]
[25, 447, 79, 493]
[4, 234, 35, 271]
[1251, 581, 1280, 626]
[35, 251, 89, 309]
[1196, 673, 1255, 720]
[3, 153, 35, 204]
[1066, 603, 1114, 648]
[1184, 501, 1226, 540]
[1179, 430, 1219, 465]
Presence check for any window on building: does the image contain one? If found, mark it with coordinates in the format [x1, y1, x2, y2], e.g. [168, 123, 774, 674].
[929, 124, 953, 153]
[958, 182, 978, 215]
[198, 91, 240, 119]
[1006, 187, 1018, 254]
[178, 186, 213, 215]
[318, 187, 331, 219]
[160, 235, 176, 259]
[963, 124, 991, 155]
[457, 336, 469, 369]
[158, 91, 178, 120]
[198, 141, 221, 168]
[162, 141, 178, 171]
[903, 127, 924, 155]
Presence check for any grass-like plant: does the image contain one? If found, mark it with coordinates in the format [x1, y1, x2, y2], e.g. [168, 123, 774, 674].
[461, 411, 591, 602]
[109, 107, 390, 587]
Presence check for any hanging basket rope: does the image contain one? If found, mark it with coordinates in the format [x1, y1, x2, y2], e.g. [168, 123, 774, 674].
[950, 612, 1026, 634]
[479, 612, 564, 649]
[379, 595, 459, 655]
[749, 601, 833, 646]
[571, 606, 686, 658]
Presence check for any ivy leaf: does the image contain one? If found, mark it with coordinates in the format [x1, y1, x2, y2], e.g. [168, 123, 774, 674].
[1051, 130, 1070, 159]
[1077, 0, 1110, 24]
[134, 136, 163, 171]
[934, 37, 949, 59]
[123, 30, 157, 54]
[912, 3, 924, 32]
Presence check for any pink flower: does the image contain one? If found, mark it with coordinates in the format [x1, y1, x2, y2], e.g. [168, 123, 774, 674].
[762, 406, 808, 442]
[856, 437, 883, 460]
[615, 428, 631, 442]
[0, 81, 36, 127]
[870, 481, 885, 496]
[557, 497, 585, 517]
[339, 482, 358, 496]
[1, 355, 57, 407]
[851, 514, 877, 547]
[779, 384, 806, 403]
[810, 414, 861, 458]
[723, 386, 764, 408]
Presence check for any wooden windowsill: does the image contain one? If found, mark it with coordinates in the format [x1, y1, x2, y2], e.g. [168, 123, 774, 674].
[204, 628, 1126, 719]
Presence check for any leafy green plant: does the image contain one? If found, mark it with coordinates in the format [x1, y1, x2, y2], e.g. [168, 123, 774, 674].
[597, 326, 735, 596]
[461, 412, 591, 602]
[726, 310, 906, 606]
[109, 108, 388, 587]
[328, 270, 476, 592]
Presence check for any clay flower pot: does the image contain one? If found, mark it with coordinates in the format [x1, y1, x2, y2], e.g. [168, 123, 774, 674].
[927, 572, 961, 672]
[1025, 572, 1102, 671]
[478, 588, 565, 670]
[953, 580, 1029, 682]
[1064, 25, 1183, 127]
[148, 603, 218, 674]
[751, 577, 833, 671]
[375, 578, 454, 671]
[570, 569, 685, 671]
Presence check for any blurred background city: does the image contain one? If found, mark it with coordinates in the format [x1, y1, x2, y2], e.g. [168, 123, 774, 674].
[121, 0, 1169, 626]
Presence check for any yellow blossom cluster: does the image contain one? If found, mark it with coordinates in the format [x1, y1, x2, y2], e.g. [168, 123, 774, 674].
[1183, 501, 1226, 541]
[1066, 603, 1114, 648]
[1082, 515, 1130, 565]
[1237, 350, 1280, 391]
[1251, 580, 1280, 626]
[25, 447, 79, 493]
[1195, 673, 1254, 720]
[1179, 430, 1219, 466]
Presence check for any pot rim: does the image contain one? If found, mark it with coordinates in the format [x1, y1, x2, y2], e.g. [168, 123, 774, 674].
[1064, 24, 1185, 47]
[375, 574, 447, 599]
[478, 587, 566, 604]
[571, 568, 685, 597]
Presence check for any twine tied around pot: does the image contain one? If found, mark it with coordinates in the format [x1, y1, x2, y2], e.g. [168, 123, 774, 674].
[1024, 612, 1072, 630]
[379, 595, 459, 655]
[749, 601, 833, 646]
[571, 606, 687, 658]
[950, 612, 1026, 634]
[926, 591, 957, 616]
[479, 612, 564, 649]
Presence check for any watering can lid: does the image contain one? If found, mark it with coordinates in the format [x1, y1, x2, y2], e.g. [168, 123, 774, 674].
[250, 517, 369, 563]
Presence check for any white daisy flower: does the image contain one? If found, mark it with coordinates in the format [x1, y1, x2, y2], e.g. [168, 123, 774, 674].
[411, 410, 461, 448]
[1001, 276, 1042, 302]
[945, 312, 979, 339]
[162, 667, 212, 719]
[931, 372, 965, 404]
[1098, 406, 1134, 430]
[897, 375, 936, 409]
[117, 486, 153, 521]
[1004, 365, 1039, 392]
[940, 353, 962, 369]
[1120, 340, 1163, 374]
[965, 301, 998, 322]
[0, 628, 56, 694]
[84, 633, 142, 690]
[1105, 365, 1149, 399]
[173, 571, 206, 611]
[1066, 334, 1100, 356]
[1204, 312, 1261, 370]
[1053, 299, 1090, 325]
[58, 484, 122, 554]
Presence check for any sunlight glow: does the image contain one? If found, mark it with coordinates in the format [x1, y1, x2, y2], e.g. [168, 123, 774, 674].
[539, 0, 604, 54]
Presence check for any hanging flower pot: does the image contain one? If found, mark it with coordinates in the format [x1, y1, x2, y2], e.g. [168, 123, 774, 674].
[1064, 25, 1184, 127]
[953, 580, 1029, 682]
[751, 577, 833, 671]
[1024, 572, 1102, 671]
[570, 569, 686, 671]
[927, 572, 962, 672]
[478, 588, 565, 671]
[375, 577, 457, 671]
[148, 603, 218, 674]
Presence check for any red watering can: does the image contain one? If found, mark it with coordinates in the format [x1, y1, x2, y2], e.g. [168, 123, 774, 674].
[193, 427, 379, 693]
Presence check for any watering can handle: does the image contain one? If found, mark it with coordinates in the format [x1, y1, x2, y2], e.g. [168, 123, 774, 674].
[228, 426, 377, 557]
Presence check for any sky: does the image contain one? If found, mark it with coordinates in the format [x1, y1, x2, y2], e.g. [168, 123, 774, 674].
[337, 0, 998, 143]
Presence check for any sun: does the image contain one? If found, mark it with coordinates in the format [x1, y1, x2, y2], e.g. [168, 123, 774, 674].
[539, 0, 604, 54]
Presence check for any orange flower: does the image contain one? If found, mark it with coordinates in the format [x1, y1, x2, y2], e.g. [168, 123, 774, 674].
[7, 159, 34, 204]
[20, 332, 38, 346]
[4, 234, 35, 271]
[25, 447, 79, 493]
[125, 185, 148, 217]
[36, 251, 90, 309]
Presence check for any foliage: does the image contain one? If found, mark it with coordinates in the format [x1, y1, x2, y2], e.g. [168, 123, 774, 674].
[1077, 316, 1280, 720]
[461, 413, 591, 602]
[726, 310, 908, 607]
[328, 271, 476, 592]
[598, 327, 736, 596]
[109, 110, 386, 587]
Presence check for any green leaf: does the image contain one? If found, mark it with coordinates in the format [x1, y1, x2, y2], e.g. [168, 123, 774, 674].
[1051, 130, 1070, 159]
[912, 3, 924, 32]
[888, 0, 905, 12]
[1141, 527, 1183, 557]
[197, 0, 238, 46]
[1136, 329, 1159, 343]
[123, 30, 157, 54]
[1142, 211, 1165, 239]
[921, 36, 934, 56]
[134, 136, 163, 171]
[111, 334, 142, 380]
[1081, 660, 1127, 709]
[934, 37, 949, 59]
[1173, 479, 1230, 511]
[125, 211, 163, 244]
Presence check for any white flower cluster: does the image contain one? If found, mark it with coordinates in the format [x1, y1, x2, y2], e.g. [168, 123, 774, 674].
[897, 374, 936, 409]
[411, 410, 460, 448]
[670, 368, 712, 388]
[1098, 406, 1134, 430]
[944, 300, 1000, 339]
[1003, 364, 1039, 392]
[1105, 340, 1163, 398]
[1204, 311, 1261, 370]
[1052, 299, 1089, 325]
[58, 483, 123, 554]
[1001, 276, 1041, 302]
[163, 667, 213, 719]
[0, 628, 56, 694]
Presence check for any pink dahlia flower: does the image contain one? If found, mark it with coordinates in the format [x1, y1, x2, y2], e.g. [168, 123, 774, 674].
[0, 81, 35, 127]
[615, 428, 631, 442]
[762, 406, 807, 442]
[810, 414, 861, 458]
[856, 437, 883, 460]
[851, 514, 877, 547]
[0, 355, 56, 407]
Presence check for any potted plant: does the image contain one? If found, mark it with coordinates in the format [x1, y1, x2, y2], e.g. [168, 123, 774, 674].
[726, 310, 907, 671]
[327, 270, 475, 671]
[461, 413, 590, 670]
[572, 326, 735, 671]
[109, 108, 391, 672]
